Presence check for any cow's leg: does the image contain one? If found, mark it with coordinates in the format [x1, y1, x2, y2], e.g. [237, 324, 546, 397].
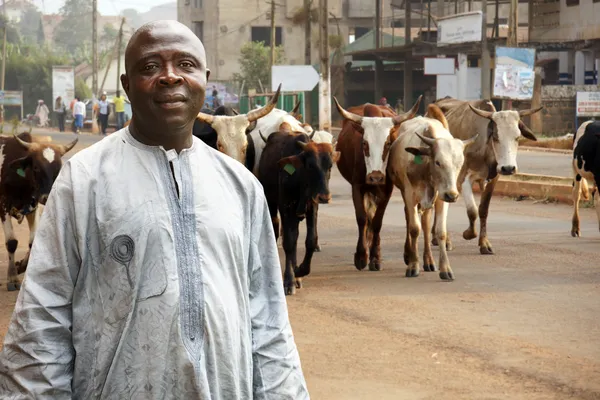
[368, 183, 393, 271]
[435, 197, 454, 281]
[421, 206, 436, 272]
[2, 215, 20, 291]
[296, 202, 318, 285]
[404, 193, 421, 278]
[478, 175, 499, 255]
[571, 178, 582, 237]
[281, 212, 300, 295]
[16, 208, 39, 273]
[313, 203, 321, 252]
[265, 186, 280, 242]
[595, 186, 600, 233]
[431, 202, 453, 251]
[403, 205, 411, 266]
[352, 185, 368, 270]
[461, 174, 480, 241]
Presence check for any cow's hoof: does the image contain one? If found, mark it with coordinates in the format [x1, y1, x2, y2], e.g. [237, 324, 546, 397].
[295, 278, 303, 289]
[571, 230, 580, 238]
[479, 245, 494, 255]
[403, 253, 409, 266]
[431, 237, 439, 246]
[7, 282, 20, 291]
[368, 260, 381, 271]
[284, 284, 296, 296]
[354, 253, 367, 271]
[463, 229, 477, 240]
[315, 244, 322, 252]
[439, 271, 454, 281]
[405, 267, 419, 278]
[423, 263, 437, 272]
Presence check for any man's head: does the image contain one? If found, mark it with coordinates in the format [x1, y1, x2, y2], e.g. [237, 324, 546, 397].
[121, 20, 210, 137]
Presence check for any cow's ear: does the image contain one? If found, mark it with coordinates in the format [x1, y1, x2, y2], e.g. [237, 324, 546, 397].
[487, 121, 499, 141]
[405, 147, 431, 157]
[518, 120, 537, 141]
[277, 155, 303, 170]
[9, 156, 33, 178]
[246, 120, 257, 133]
[331, 151, 341, 163]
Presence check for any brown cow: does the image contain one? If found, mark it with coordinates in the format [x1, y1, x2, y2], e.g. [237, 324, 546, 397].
[432, 97, 542, 255]
[0, 131, 78, 290]
[333, 96, 422, 271]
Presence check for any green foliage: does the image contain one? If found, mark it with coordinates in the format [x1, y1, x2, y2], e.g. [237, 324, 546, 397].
[75, 77, 92, 99]
[18, 7, 44, 45]
[53, 0, 93, 62]
[232, 41, 285, 94]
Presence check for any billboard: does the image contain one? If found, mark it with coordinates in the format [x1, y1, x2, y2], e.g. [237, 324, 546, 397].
[52, 66, 75, 111]
[0, 91, 22, 106]
[493, 47, 536, 100]
[576, 92, 600, 117]
[437, 12, 483, 46]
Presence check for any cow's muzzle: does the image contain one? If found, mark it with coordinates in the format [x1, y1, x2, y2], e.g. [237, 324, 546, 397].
[499, 165, 517, 175]
[442, 191, 459, 203]
[366, 171, 385, 185]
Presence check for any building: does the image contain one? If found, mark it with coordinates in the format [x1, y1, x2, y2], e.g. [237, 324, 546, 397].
[3, 0, 36, 23]
[41, 14, 135, 47]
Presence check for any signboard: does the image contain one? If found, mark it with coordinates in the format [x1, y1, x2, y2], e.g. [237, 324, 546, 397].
[0, 91, 22, 106]
[52, 66, 75, 111]
[576, 92, 600, 117]
[493, 47, 536, 100]
[437, 12, 483, 46]
[271, 65, 320, 92]
[424, 57, 455, 75]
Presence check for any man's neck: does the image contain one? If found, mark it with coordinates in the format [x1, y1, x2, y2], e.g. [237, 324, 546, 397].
[129, 120, 193, 153]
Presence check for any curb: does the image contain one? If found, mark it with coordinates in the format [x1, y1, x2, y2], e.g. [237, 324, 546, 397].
[472, 173, 575, 205]
[519, 146, 572, 155]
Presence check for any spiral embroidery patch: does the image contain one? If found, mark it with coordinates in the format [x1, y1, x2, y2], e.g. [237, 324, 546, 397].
[110, 235, 135, 288]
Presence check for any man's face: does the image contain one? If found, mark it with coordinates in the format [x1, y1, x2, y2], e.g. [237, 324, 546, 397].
[121, 23, 209, 130]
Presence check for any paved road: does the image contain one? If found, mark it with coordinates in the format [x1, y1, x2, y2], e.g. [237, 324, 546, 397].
[0, 162, 599, 399]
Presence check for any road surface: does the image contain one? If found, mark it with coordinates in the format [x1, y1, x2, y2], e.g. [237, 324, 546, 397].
[0, 160, 598, 399]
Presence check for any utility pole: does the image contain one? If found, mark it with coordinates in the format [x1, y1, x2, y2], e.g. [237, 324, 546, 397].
[100, 17, 125, 94]
[92, 0, 98, 97]
[318, 0, 330, 131]
[270, 0, 276, 71]
[303, 0, 312, 124]
[481, 0, 491, 99]
[403, 0, 412, 109]
[374, 0, 383, 101]
[1, 0, 7, 124]
[116, 17, 124, 93]
[502, 0, 518, 109]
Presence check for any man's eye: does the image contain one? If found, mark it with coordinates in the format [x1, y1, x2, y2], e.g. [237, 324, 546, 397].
[180, 62, 194, 68]
[144, 65, 157, 71]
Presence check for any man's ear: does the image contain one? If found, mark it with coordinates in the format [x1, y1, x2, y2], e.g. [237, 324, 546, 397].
[120, 74, 129, 94]
[405, 147, 431, 157]
[9, 156, 33, 178]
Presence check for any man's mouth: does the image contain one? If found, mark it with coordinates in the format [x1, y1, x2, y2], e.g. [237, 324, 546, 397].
[155, 94, 187, 108]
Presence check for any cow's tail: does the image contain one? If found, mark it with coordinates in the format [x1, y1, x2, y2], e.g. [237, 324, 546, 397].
[581, 177, 591, 201]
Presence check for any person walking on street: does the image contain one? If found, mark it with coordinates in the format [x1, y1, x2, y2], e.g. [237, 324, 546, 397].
[113, 90, 126, 130]
[0, 19, 309, 400]
[54, 96, 67, 132]
[73, 97, 85, 134]
[96, 92, 110, 135]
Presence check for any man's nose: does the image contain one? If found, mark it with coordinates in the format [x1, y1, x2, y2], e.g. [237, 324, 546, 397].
[159, 67, 183, 85]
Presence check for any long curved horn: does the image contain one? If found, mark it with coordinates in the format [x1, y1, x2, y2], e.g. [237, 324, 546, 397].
[247, 83, 281, 122]
[519, 106, 543, 117]
[290, 100, 301, 115]
[415, 131, 435, 147]
[393, 95, 422, 125]
[13, 133, 32, 150]
[468, 103, 494, 119]
[308, 130, 316, 140]
[196, 111, 215, 124]
[259, 130, 268, 143]
[60, 137, 79, 154]
[461, 133, 479, 147]
[333, 96, 362, 124]
[296, 140, 308, 151]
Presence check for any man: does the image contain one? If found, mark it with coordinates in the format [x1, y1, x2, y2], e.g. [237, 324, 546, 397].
[0, 20, 309, 399]
[113, 89, 127, 130]
[73, 96, 86, 133]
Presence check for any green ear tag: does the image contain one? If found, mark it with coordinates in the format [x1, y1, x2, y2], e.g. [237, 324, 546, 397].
[284, 164, 296, 175]
[16, 168, 26, 178]
[414, 155, 424, 165]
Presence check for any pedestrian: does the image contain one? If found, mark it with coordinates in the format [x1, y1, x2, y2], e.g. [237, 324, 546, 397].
[34, 99, 49, 127]
[211, 88, 221, 108]
[113, 90, 126, 130]
[0, 19, 309, 399]
[73, 96, 85, 134]
[378, 96, 391, 108]
[96, 92, 110, 135]
[69, 97, 77, 132]
[54, 96, 67, 132]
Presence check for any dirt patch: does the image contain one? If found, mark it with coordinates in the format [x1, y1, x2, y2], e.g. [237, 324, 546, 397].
[519, 136, 573, 151]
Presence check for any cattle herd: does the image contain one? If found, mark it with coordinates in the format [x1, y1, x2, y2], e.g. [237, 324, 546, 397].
[2, 84, 600, 296]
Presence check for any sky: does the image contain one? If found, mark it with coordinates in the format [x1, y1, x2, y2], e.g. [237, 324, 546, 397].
[30, 0, 172, 16]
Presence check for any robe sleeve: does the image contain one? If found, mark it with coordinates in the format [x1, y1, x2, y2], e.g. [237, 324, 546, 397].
[248, 192, 310, 400]
[0, 161, 80, 399]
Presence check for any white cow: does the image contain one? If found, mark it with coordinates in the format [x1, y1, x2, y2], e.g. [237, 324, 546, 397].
[387, 104, 477, 281]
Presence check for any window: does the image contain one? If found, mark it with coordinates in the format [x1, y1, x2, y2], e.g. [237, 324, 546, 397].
[194, 0, 202, 7]
[565, 0, 579, 6]
[354, 27, 370, 39]
[193, 21, 203, 42]
[251, 27, 282, 46]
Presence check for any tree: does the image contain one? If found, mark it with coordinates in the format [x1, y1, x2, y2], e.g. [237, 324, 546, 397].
[53, 0, 92, 62]
[18, 7, 44, 45]
[232, 41, 285, 93]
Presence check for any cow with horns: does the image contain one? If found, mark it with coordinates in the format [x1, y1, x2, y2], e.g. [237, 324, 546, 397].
[194, 84, 282, 167]
[432, 97, 543, 255]
[333, 96, 422, 272]
[0, 131, 78, 290]
[257, 123, 339, 295]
